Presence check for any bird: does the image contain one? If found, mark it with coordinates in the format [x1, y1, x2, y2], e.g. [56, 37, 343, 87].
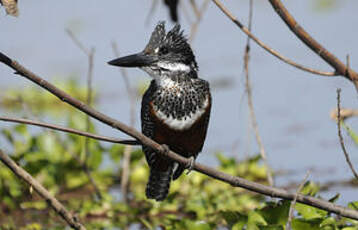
[108, 22, 211, 201]
[163, 0, 179, 22]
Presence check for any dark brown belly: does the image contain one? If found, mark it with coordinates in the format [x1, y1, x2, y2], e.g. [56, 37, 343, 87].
[149, 101, 211, 157]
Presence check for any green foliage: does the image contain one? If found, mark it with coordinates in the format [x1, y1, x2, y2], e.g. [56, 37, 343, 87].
[1, 81, 358, 229]
[342, 122, 358, 146]
[0, 78, 90, 116]
[312, 0, 339, 12]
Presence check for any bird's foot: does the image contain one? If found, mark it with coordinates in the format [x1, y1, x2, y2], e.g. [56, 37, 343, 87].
[186, 156, 195, 175]
[160, 144, 170, 155]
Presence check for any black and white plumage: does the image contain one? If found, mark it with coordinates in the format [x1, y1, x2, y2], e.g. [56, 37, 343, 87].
[108, 22, 211, 201]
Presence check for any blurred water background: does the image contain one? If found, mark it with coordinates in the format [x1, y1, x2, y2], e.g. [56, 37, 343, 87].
[0, 0, 357, 204]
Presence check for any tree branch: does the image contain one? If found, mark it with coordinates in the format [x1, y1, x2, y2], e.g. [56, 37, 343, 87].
[111, 42, 136, 203]
[0, 116, 139, 145]
[188, 0, 210, 42]
[336, 88, 358, 181]
[286, 171, 310, 230]
[268, 0, 358, 89]
[243, 0, 274, 187]
[66, 29, 102, 200]
[1, 51, 358, 220]
[211, 0, 336, 77]
[0, 149, 86, 230]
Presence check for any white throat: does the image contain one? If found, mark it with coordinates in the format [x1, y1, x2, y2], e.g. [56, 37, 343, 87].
[141, 61, 191, 88]
[157, 61, 190, 73]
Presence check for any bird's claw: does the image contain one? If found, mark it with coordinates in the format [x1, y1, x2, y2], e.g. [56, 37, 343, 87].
[160, 144, 170, 155]
[186, 156, 195, 175]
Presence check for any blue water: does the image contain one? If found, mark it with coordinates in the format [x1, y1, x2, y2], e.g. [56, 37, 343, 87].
[0, 0, 357, 204]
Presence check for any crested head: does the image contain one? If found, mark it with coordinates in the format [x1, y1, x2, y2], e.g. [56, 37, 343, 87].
[108, 21, 199, 84]
[144, 21, 198, 73]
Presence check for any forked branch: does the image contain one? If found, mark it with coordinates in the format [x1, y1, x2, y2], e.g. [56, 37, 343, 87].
[268, 0, 358, 87]
[211, 0, 336, 77]
[1, 52, 358, 220]
[0, 149, 86, 230]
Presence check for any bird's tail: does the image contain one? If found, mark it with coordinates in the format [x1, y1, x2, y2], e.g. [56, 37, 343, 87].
[146, 164, 173, 201]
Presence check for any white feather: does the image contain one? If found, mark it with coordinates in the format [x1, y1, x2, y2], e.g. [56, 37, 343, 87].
[154, 96, 209, 131]
[157, 62, 190, 73]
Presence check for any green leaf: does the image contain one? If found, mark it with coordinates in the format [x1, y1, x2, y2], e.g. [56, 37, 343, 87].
[216, 152, 236, 168]
[342, 122, 358, 145]
[20, 200, 47, 210]
[14, 124, 28, 135]
[247, 211, 267, 230]
[140, 218, 153, 230]
[184, 220, 211, 230]
[292, 218, 321, 230]
[1, 129, 14, 143]
[65, 172, 88, 189]
[109, 144, 124, 163]
[260, 225, 283, 230]
[300, 181, 320, 196]
[348, 201, 358, 210]
[295, 202, 327, 219]
[86, 140, 103, 169]
[258, 200, 290, 225]
[328, 193, 340, 203]
[220, 210, 247, 227]
[320, 217, 338, 230]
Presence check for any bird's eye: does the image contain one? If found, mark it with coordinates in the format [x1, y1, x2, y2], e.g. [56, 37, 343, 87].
[160, 47, 169, 55]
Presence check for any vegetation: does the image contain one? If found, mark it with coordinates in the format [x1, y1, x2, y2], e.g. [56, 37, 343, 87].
[1, 82, 358, 229]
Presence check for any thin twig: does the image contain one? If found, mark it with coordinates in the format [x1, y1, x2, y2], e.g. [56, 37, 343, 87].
[84, 47, 103, 200]
[0, 116, 139, 145]
[189, 0, 200, 19]
[0, 149, 86, 230]
[188, 0, 210, 42]
[111, 42, 136, 203]
[65, 29, 90, 55]
[179, 0, 193, 24]
[1, 52, 358, 220]
[211, 0, 336, 77]
[286, 171, 310, 230]
[336, 88, 358, 181]
[66, 30, 101, 199]
[268, 0, 358, 88]
[145, 0, 159, 25]
[243, 0, 273, 186]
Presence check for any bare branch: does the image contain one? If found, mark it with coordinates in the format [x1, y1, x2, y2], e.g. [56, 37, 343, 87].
[145, 0, 159, 25]
[0, 149, 86, 230]
[286, 171, 310, 230]
[1, 51, 358, 220]
[268, 0, 358, 88]
[66, 29, 102, 200]
[111, 42, 136, 202]
[189, 0, 200, 19]
[66, 29, 90, 55]
[83, 47, 101, 200]
[0, 116, 139, 145]
[336, 88, 358, 181]
[243, 0, 273, 186]
[211, 0, 336, 77]
[179, 1, 194, 24]
[188, 0, 210, 42]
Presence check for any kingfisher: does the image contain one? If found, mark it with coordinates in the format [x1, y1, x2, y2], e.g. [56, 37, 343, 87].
[163, 0, 179, 22]
[108, 22, 211, 201]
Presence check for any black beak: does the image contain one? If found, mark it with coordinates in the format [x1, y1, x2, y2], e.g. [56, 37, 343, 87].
[108, 52, 156, 68]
